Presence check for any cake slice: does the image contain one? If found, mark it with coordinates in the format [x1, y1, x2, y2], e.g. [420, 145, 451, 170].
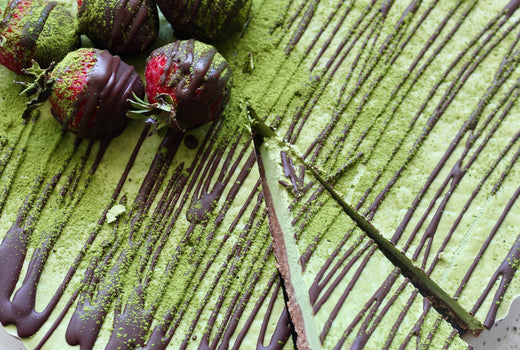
[242, 0, 520, 347]
[253, 130, 476, 349]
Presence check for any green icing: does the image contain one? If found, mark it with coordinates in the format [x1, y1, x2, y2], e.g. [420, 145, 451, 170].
[1, 0, 520, 349]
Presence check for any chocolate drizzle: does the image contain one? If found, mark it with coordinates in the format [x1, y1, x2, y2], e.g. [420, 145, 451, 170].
[148, 40, 232, 130]
[0, 112, 293, 349]
[0, 137, 101, 336]
[186, 183, 225, 223]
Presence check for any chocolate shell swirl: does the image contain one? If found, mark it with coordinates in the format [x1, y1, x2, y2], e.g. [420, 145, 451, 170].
[78, 0, 159, 55]
[50, 49, 145, 139]
[155, 0, 252, 42]
[146, 39, 232, 130]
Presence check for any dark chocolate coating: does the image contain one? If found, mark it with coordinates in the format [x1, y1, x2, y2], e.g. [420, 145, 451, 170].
[78, 0, 159, 55]
[155, 0, 252, 42]
[147, 40, 232, 130]
[52, 50, 145, 139]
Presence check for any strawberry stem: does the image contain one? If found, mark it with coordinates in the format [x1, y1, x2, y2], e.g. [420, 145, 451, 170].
[17, 60, 55, 119]
[127, 92, 179, 134]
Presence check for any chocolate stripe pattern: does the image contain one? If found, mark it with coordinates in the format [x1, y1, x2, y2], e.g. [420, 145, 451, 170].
[2, 0, 520, 349]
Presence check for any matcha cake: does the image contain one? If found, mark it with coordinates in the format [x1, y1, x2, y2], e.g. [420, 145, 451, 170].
[247, 0, 520, 348]
[0, 0, 520, 349]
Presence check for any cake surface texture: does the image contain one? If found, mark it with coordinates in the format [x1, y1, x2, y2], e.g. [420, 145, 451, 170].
[1, 0, 520, 349]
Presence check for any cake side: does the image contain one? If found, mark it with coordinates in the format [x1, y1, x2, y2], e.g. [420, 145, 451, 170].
[255, 135, 472, 349]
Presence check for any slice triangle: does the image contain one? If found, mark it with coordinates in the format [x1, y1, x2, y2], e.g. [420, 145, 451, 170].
[244, 0, 520, 346]
[253, 126, 478, 349]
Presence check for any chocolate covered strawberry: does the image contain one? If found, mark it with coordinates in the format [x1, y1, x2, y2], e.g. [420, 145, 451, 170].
[156, 0, 252, 42]
[128, 39, 232, 133]
[0, 0, 80, 74]
[77, 0, 159, 55]
[20, 48, 145, 139]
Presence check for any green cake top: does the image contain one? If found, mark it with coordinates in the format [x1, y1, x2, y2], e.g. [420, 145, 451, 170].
[1, 0, 520, 349]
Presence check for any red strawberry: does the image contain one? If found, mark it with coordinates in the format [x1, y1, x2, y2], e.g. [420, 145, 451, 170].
[77, 0, 159, 55]
[155, 0, 252, 42]
[20, 48, 145, 139]
[0, 0, 80, 74]
[128, 39, 232, 133]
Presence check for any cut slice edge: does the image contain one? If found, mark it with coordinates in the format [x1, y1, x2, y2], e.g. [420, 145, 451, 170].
[254, 132, 321, 350]
[249, 109, 483, 339]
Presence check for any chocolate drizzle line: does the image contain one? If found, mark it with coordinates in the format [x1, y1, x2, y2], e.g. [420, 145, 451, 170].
[0, 113, 41, 216]
[109, 0, 158, 54]
[196, 182, 264, 348]
[300, 0, 459, 162]
[0, 135, 105, 336]
[134, 125, 231, 348]
[199, 191, 268, 349]
[65, 129, 182, 349]
[393, 78, 520, 343]
[284, 0, 319, 55]
[369, 13, 520, 343]
[294, 0, 421, 150]
[0, 126, 149, 348]
[170, 158, 264, 346]
[0, 111, 289, 349]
